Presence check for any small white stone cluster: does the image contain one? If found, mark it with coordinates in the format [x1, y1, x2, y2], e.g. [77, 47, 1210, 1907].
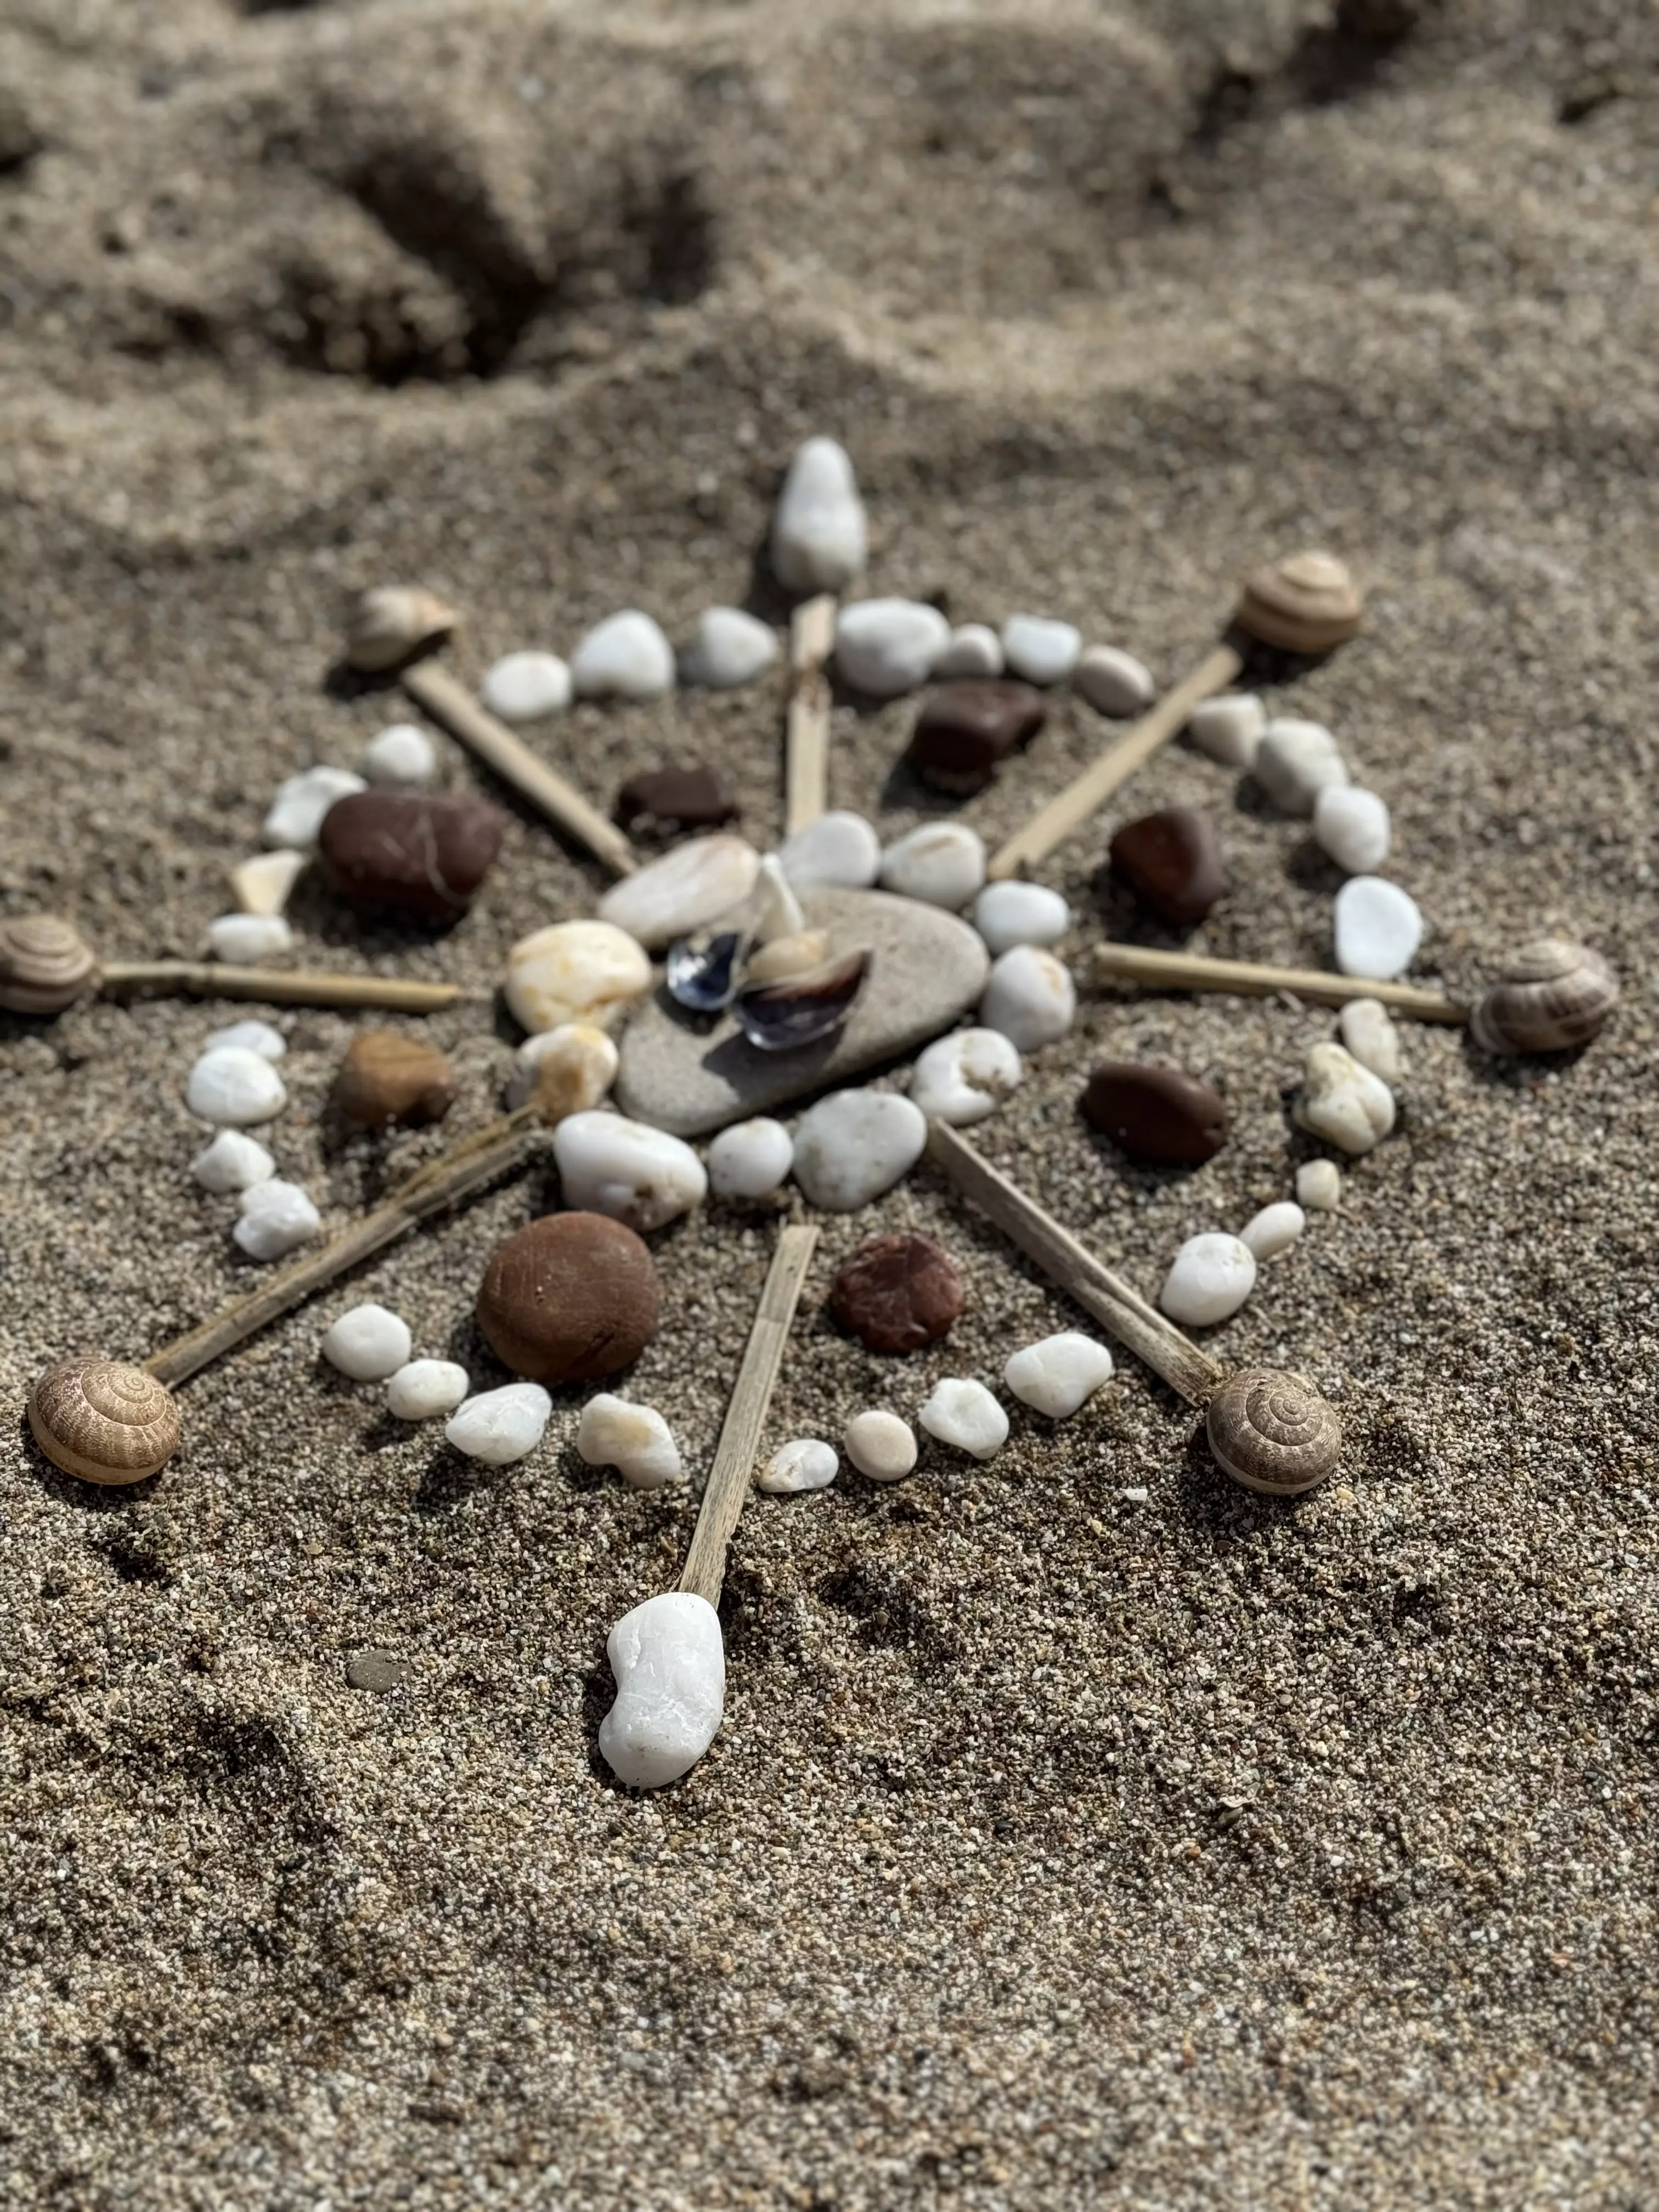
[184, 1020, 329, 1262]
[318, 1300, 483, 1434]
[476, 601, 782, 723]
[831, 584, 1152, 715]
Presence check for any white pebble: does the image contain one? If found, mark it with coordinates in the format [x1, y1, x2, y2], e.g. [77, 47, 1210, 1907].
[777, 810, 881, 890]
[321, 1303, 413, 1383]
[1003, 1332, 1114, 1420]
[917, 1378, 1008, 1462]
[1338, 997, 1402, 1083]
[909, 1028, 1022, 1126]
[771, 437, 867, 595]
[1001, 614, 1081, 686]
[444, 1383, 552, 1466]
[190, 1128, 275, 1194]
[751, 854, 804, 944]
[230, 849, 306, 917]
[1296, 1159, 1342, 1212]
[836, 600, 951, 698]
[708, 1118, 793, 1201]
[681, 607, 778, 689]
[1159, 1234, 1257, 1326]
[361, 722, 438, 786]
[505, 1023, 619, 1113]
[1074, 644, 1155, 716]
[843, 1409, 917, 1483]
[1314, 785, 1391, 874]
[205, 1019, 285, 1062]
[757, 1438, 838, 1494]
[1296, 1041, 1396, 1156]
[971, 881, 1070, 956]
[791, 1090, 926, 1211]
[262, 765, 365, 849]
[186, 1046, 287, 1126]
[1254, 718, 1348, 815]
[481, 651, 573, 722]
[387, 1359, 470, 1421]
[233, 1178, 320, 1261]
[552, 1110, 707, 1231]
[207, 914, 292, 964]
[571, 611, 675, 702]
[979, 945, 1075, 1051]
[597, 834, 760, 951]
[1334, 877, 1423, 980]
[1188, 692, 1266, 769]
[1239, 1201, 1306, 1262]
[577, 1394, 684, 1491]
[932, 623, 1003, 679]
[878, 822, 986, 910]
[599, 1590, 725, 1790]
[505, 918, 652, 1035]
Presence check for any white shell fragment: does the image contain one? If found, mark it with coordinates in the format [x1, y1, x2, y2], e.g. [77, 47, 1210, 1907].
[1296, 1041, 1396, 1156]
[1239, 1202, 1306, 1262]
[681, 607, 778, 690]
[909, 1028, 1022, 1126]
[843, 1409, 918, 1483]
[597, 835, 761, 951]
[387, 1359, 470, 1421]
[506, 1022, 619, 1114]
[771, 437, 867, 596]
[578, 1394, 684, 1490]
[230, 849, 306, 917]
[979, 945, 1075, 1051]
[1296, 1158, 1342, 1211]
[205, 1019, 285, 1062]
[571, 611, 675, 702]
[262, 766, 366, 850]
[1333, 877, 1423, 980]
[233, 1179, 320, 1261]
[757, 1438, 838, 1494]
[1074, 644, 1155, 716]
[445, 1383, 552, 1465]
[552, 1110, 708, 1231]
[836, 600, 951, 699]
[932, 623, 1003, 679]
[1314, 786, 1391, 874]
[1001, 614, 1081, 686]
[1338, 997, 1403, 1083]
[971, 881, 1070, 957]
[187, 1046, 287, 1127]
[361, 722, 438, 786]
[505, 919, 652, 1036]
[917, 1378, 1008, 1462]
[1188, 692, 1266, 769]
[751, 854, 805, 945]
[1159, 1234, 1257, 1327]
[190, 1128, 275, 1194]
[207, 915, 293, 964]
[321, 1303, 413, 1383]
[1254, 718, 1349, 815]
[878, 822, 986, 911]
[599, 1590, 725, 1790]
[1003, 1332, 1114, 1420]
[481, 651, 573, 722]
[777, 810, 882, 891]
[708, 1117, 794, 1201]
[791, 1089, 926, 1211]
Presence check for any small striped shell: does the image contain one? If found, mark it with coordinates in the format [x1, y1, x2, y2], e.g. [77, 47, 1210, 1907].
[1470, 938, 1617, 1056]
[1207, 1368, 1340, 1497]
[27, 1359, 180, 1486]
[0, 913, 97, 1015]
[1235, 550, 1363, 656]
[345, 585, 457, 673]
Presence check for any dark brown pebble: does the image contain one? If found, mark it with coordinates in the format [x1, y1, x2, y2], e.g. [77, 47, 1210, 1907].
[1109, 806, 1228, 926]
[318, 791, 505, 919]
[333, 1031, 456, 1128]
[904, 681, 1047, 794]
[477, 1212, 661, 1384]
[1081, 1063, 1228, 1166]
[616, 766, 739, 836]
[346, 1650, 410, 1692]
[831, 1231, 966, 1353]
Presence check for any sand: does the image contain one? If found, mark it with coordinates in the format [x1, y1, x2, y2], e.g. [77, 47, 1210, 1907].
[2, 0, 1657, 2203]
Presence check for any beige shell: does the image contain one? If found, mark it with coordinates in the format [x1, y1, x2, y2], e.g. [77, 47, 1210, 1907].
[28, 1358, 181, 1486]
[0, 913, 98, 1015]
[1207, 1368, 1340, 1497]
[745, 928, 831, 985]
[1235, 550, 1363, 656]
[1470, 937, 1617, 1056]
[345, 585, 458, 673]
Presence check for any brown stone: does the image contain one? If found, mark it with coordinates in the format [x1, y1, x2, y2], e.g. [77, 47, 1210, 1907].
[616, 766, 739, 837]
[904, 681, 1047, 794]
[477, 1212, 660, 1385]
[830, 1231, 966, 1353]
[333, 1031, 456, 1128]
[1081, 1063, 1228, 1166]
[318, 791, 505, 919]
[1109, 806, 1228, 927]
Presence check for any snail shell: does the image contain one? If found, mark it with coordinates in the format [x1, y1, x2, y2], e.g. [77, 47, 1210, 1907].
[1235, 550, 1363, 656]
[0, 913, 98, 1015]
[345, 585, 458, 673]
[28, 1358, 182, 1486]
[1206, 1368, 1340, 1497]
[1470, 937, 1617, 1055]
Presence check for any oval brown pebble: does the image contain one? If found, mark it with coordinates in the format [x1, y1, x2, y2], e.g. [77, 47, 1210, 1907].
[904, 680, 1046, 794]
[318, 791, 505, 919]
[830, 1231, 966, 1353]
[477, 1212, 661, 1385]
[333, 1031, 456, 1128]
[1108, 806, 1228, 927]
[616, 765, 739, 837]
[1081, 1063, 1228, 1166]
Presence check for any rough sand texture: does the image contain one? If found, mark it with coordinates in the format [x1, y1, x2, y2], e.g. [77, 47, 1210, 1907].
[2, 2, 1657, 2205]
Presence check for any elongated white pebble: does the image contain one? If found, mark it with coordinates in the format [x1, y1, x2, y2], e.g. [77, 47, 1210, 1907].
[482, 651, 573, 721]
[599, 1590, 725, 1790]
[1001, 614, 1080, 686]
[386, 1359, 470, 1421]
[577, 1394, 684, 1490]
[1296, 1159, 1342, 1211]
[321, 1303, 413, 1382]
[917, 1378, 1008, 1461]
[909, 1028, 1022, 1126]
[1074, 644, 1154, 716]
[361, 722, 437, 786]
[979, 945, 1075, 1050]
[757, 1438, 838, 1494]
[771, 437, 867, 595]
[263, 766, 365, 849]
[971, 881, 1070, 956]
[1314, 786, 1391, 874]
[205, 1019, 285, 1062]
[597, 834, 760, 951]
[836, 600, 950, 698]
[445, 1383, 552, 1465]
[843, 1409, 917, 1483]
[1003, 1332, 1114, 1419]
[1296, 1042, 1395, 1155]
[233, 1179, 320, 1261]
[1159, 1234, 1256, 1326]
[1239, 1202, 1306, 1262]
[1188, 692, 1266, 768]
[933, 623, 1003, 679]
[791, 1090, 926, 1211]
[571, 611, 675, 701]
[777, 810, 881, 890]
[207, 915, 292, 963]
[187, 1046, 287, 1126]
[681, 607, 778, 689]
[1255, 718, 1348, 815]
[190, 1128, 275, 1193]
[1339, 997, 1402, 1083]
[1334, 877, 1423, 980]
[708, 1117, 793, 1201]
[552, 1110, 707, 1231]
[505, 1022, 619, 1113]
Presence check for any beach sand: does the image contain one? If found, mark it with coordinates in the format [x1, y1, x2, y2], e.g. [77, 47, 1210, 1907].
[1, 1, 1656, 2203]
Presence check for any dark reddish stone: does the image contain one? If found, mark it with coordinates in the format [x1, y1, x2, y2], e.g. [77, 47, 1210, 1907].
[318, 792, 504, 919]
[616, 766, 739, 837]
[1109, 806, 1228, 927]
[904, 681, 1047, 793]
[831, 1232, 966, 1353]
[1081, 1063, 1228, 1166]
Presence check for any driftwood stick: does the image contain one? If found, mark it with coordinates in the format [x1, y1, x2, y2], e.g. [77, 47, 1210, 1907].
[926, 1121, 1223, 1406]
[679, 1223, 819, 1606]
[99, 963, 472, 1013]
[1090, 943, 1468, 1023]
[783, 594, 837, 838]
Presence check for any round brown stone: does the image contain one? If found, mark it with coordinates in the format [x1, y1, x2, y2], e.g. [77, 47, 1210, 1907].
[830, 1231, 966, 1353]
[332, 1031, 456, 1128]
[477, 1212, 661, 1385]
[1108, 806, 1228, 927]
[1081, 1063, 1228, 1166]
[318, 791, 505, 919]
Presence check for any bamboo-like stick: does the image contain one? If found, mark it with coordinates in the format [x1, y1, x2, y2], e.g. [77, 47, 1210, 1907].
[1089, 942, 1468, 1023]
[679, 1222, 819, 1606]
[926, 1121, 1222, 1405]
[783, 595, 837, 838]
[99, 962, 472, 1013]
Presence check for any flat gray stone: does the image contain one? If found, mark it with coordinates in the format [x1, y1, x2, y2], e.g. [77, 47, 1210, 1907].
[614, 888, 989, 1137]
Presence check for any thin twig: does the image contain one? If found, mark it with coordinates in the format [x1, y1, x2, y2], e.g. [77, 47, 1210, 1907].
[783, 595, 837, 839]
[1089, 943, 1468, 1023]
[99, 963, 472, 1012]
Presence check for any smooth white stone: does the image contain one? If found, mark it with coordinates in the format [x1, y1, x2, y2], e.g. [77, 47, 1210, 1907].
[205, 1019, 285, 1062]
[843, 1409, 917, 1483]
[836, 600, 951, 698]
[878, 822, 986, 911]
[505, 919, 652, 1036]
[1338, 997, 1403, 1084]
[230, 848, 306, 917]
[1188, 693, 1266, 769]
[1001, 614, 1081, 685]
[321, 1303, 413, 1383]
[1239, 1202, 1306, 1262]
[751, 854, 804, 944]
[233, 1178, 320, 1260]
[918, 1378, 1008, 1462]
[1314, 785, 1391, 874]
[187, 1046, 287, 1126]
[909, 1028, 1022, 1126]
[979, 945, 1075, 1051]
[1296, 1158, 1342, 1211]
[577, 1394, 684, 1491]
[777, 811, 881, 891]
[1003, 1332, 1114, 1419]
[1159, 1234, 1257, 1327]
[1296, 1042, 1396, 1155]
[599, 1591, 725, 1790]
[1254, 718, 1348, 815]
[262, 766, 366, 849]
[597, 835, 761, 951]
[791, 1090, 926, 1211]
[481, 651, 572, 722]
[207, 914, 292, 963]
[757, 1438, 838, 1494]
[444, 1383, 552, 1466]
[1333, 876, 1423, 980]
[1074, 643, 1155, 716]
[552, 1110, 707, 1231]
[708, 1117, 793, 1201]
[190, 1128, 275, 1194]
[571, 611, 675, 702]
[771, 437, 867, 595]
[681, 607, 778, 689]
[361, 722, 438, 785]
[505, 1023, 619, 1112]
[386, 1359, 470, 1421]
[970, 881, 1070, 956]
[932, 623, 1003, 679]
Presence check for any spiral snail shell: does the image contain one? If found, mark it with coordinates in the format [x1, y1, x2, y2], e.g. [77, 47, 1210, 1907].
[1206, 1368, 1341, 1497]
[1235, 551, 1363, 656]
[345, 585, 458, 673]
[27, 1358, 181, 1486]
[0, 913, 98, 1015]
[1470, 937, 1617, 1056]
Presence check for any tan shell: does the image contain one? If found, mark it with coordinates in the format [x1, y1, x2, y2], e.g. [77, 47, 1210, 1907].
[1471, 937, 1617, 1055]
[0, 913, 98, 1015]
[745, 928, 832, 985]
[1207, 1368, 1340, 1497]
[28, 1359, 181, 1486]
[345, 585, 458, 673]
[1235, 550, 1363, 655]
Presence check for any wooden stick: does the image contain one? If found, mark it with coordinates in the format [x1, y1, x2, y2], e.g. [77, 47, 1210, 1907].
[99, 962, 472, 1013]
[783, 594, 837, 838]
[1089, 943, 1468, 1023]
[926, 1121, 1222, 1406]
[679, 1223, 819, 1606]
[401, 660, 639, 878]
[987, 641, 1242, 881]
